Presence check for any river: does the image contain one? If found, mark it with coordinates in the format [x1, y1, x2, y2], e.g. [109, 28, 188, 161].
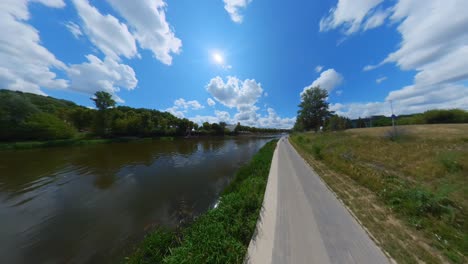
[0, 137, 274, 263]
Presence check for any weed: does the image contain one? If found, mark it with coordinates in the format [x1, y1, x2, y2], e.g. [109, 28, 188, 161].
[125, 228, 177, 264]
[312, 144, 324, 160]
[439, 152, 463, 173]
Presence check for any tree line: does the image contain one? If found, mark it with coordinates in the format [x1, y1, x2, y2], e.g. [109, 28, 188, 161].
[0, 90, 287, 142]
[293, 86, 468, 132]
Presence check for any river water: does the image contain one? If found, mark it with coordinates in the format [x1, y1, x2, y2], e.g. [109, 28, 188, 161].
[0, 137, 274, 263]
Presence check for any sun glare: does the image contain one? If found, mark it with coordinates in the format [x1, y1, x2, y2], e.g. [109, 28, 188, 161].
[213, 52, 224, 64]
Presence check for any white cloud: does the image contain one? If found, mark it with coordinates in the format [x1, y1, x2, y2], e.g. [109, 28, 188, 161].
[174, 98, 204, 110]
[215, 110, 231, 122]
[64, 21, 82, 39]
[207, 98, 216, 107]
[320, 0, 385, 35]
[189, 115, 223, 125]
[206, 76, 263, 108]
[376, 76, 387, 84]
[335, 90, 343, 96]
[302, 68, 343, 95]
[332, 83, 468, 119]
[67, 55, 137, 102]
[106, 0, 182, 65]
[189, 107, 295, 129]
[202, 76, 294, 128]
[223, 0, 252, 23]
[324, 0, 468, 117]
[257, 108, 296, 129]
[165, 98, 204, 118]
[315, 65, 324, 73]
[363, 8, 389, 30]
[72, 0, 137, 60]
[0, 0, 68, 95]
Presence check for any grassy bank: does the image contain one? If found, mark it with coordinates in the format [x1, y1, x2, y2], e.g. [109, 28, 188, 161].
[290, 124, 467, 263]
[125, 140, 277, 264]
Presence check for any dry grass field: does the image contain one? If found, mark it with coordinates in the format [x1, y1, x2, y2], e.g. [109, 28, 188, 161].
[290, 124, 467, 264]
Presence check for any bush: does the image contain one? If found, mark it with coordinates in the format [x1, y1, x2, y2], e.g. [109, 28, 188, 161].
[23, 113, 76, 140]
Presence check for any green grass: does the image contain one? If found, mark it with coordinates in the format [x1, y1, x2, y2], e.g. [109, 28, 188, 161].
[125, 140, 277, 264]
[290, 125, 467, 263]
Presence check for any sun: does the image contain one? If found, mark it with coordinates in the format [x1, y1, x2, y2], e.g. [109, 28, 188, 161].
[212, 52, 224, 64]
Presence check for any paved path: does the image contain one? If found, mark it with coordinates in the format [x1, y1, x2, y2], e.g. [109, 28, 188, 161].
[247, 137, 390, 264]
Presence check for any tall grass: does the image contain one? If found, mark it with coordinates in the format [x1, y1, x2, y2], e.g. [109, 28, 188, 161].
[125, 140, 277, 264]
[290, 126, 467, 263]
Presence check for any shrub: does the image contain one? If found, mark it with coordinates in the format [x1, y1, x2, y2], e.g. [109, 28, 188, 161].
[22, 113, 76, 140]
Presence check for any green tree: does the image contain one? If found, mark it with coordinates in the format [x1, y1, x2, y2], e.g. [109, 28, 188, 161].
[325, 115, 351, 131]
[91, 91, 116, 136]
[295, 86, 332, 131]
[92, 91, 116, 111]
[69, 108, 94, 131]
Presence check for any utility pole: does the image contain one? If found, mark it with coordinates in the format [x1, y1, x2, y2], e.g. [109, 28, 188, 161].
[390, 100, 397, 137]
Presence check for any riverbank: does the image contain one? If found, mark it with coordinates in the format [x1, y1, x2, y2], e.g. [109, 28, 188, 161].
[125, 140, 277, 263]
[0, 137, 155, 151]
[0, 134, 281, 151]
[290, 124, 467, 263]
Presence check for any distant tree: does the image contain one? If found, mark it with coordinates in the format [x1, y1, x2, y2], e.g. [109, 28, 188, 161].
[295, 86, 332, 131]
[69, 108, 94, 131]
[92, 91, 115, 111]
[356, 117, 366, 128]
[91, 91, 116, 136]
[325, 115, 351, 131]
[202, 122, 211, 131]
[234, 122, 241, 133]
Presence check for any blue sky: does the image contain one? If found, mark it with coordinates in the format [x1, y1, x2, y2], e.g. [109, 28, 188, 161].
[1, 0, 467, 128]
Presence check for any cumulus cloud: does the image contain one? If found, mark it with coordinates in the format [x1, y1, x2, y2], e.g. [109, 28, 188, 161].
[174, 98, 204, 110]
[332, 83, 468, 119]
[323, 0, 468, 117]
[206, 76, 263, 108]
[320, 0, 385, 35]
[207, 98, 216, 107]
[0, 0, 68, 95]
[64, 21, 82, 39]
[223, 0, 252, 23]
[257, 108, 296, 129]
[302, 68, 343, 95]
[215, 110, 231, 122]
[106, 0, 182, 65]
[202, 76, 294, 128]
[67, 55, 137, 102]
[165, 98, 204, 118]
[315, 65, 324, 73]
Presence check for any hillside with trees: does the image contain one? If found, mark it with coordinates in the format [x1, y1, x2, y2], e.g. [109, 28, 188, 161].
[0, 90, 287, 142]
